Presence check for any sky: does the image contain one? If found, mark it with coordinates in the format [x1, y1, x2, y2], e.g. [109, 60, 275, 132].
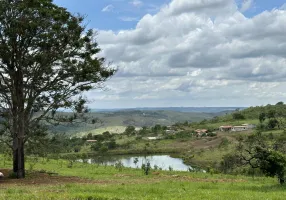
[53, 0, 286, 108]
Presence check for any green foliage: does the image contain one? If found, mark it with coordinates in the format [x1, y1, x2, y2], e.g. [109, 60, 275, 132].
[235, 132, 286, 184]
[259, 112, 266, 123]
[124, 126, 136, 136]
[267, 110, 277, 119]
[232, 112, 245, 120]
[114, 161, 124, 171]
[220, 154, 241, 174]
[254, 147, 286, 184]
[219, 138, 231, 149]
[141, 161, 151, 175]
[268, 119, 279, 129]
[107, 139, 117, 150]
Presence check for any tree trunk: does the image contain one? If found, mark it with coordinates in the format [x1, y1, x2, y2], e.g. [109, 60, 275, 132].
[11, 70, 26, 179]
[13, 137, 25, 178]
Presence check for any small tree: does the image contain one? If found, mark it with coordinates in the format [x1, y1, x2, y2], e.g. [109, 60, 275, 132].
[259, 112, 266, 123]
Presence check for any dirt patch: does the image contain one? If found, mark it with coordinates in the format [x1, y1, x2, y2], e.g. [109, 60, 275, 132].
[0, 169, 110, 186]
[191, 137, 223, 149]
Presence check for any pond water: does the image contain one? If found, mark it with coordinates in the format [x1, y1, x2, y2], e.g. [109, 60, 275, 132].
[86, 155, 193, 171]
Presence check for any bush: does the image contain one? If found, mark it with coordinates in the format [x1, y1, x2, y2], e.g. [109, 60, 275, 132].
[141, 162, 151, 175]
[219, 138, 230, 148]
[115, 161, 124, 171]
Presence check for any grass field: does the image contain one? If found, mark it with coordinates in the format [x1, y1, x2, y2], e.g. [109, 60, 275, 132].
[76, 126, 128, 137]
[0, 155, 286, 200]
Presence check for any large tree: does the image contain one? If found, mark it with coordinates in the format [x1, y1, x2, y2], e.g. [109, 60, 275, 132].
[236, 133, 286, 184]
[0, 0, 115, 178]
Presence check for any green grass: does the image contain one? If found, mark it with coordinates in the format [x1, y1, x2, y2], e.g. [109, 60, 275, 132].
[1, 155, 286, 200]
[76, 126, 128, 137]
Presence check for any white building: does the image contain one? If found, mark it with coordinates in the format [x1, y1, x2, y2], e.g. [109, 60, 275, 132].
[231, 126, 247, 132]
[241, 124, 256, 129]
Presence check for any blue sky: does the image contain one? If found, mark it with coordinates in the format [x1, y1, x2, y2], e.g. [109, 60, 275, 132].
[54, 0, 168, 30]
[54, 0, 286, 31]
[52, 0, 286, 108]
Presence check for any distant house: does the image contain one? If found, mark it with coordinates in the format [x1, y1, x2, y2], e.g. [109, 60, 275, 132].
[194, 129, 208, 137]
[231, 126, 247, 132]
[219, 124, 256, 132]
[241, 124, 256, 129]
[147, 137, 159, 140]
[166, 130, 176, 134]
[219, 126, 232, 132]
[86, 140, 97, 143]
[195, 129, 208, 134]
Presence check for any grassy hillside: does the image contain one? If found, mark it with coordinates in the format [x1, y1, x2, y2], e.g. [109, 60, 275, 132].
[48, 110, 225, 135]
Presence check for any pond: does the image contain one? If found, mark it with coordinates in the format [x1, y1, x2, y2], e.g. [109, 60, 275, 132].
[85, 155, 195, 172]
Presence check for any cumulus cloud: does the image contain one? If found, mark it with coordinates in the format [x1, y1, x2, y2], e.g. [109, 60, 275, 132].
[93, 0, 286, 107]
[240, 0, 253, 12]
[102, 4, 114, 12]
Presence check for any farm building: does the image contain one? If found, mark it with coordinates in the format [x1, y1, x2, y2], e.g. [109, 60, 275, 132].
[219, 124, 256, 132]
[146, 137, 160, 140]
[219, 126, 232, 132]
[241, 124, 256, 129]
[231, 126, 247, 132]
[86, 140, 97, 143]
[195, 129, 208, 134]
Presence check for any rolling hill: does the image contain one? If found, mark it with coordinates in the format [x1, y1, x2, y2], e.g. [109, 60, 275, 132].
[48, 109, 233, 135]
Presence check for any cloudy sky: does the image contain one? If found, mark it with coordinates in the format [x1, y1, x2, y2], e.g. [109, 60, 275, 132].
[54, 0, 286, 108]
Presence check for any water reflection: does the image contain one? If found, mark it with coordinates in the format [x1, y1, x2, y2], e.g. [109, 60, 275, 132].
[87, 155, 193, 171]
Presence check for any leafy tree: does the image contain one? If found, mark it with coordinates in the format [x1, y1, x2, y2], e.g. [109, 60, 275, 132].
[102, 131, 112, 140]
[152, 124, 162, 132]
[87, 133, 93, 140]
[232, 112, 245, 120]
[258, 112, 266, 123]
[0, 0, 115, 178]
[125, 126, 136, 136]
[254, 147, 286, 184]
[236, 133, 286, 184]
[276, 102, 284, 106]
[220, 153, 241, 173]
[267, 110, 277, 119]
[107, 139, 116, 149]
[268, 119, 279, 129]
[138, 126, 148, 135]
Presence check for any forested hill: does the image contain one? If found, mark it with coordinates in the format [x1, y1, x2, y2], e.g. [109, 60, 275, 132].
[48, 109, 230, 135]
[208, 102, 286, 123]
[91, 107, 245, 113]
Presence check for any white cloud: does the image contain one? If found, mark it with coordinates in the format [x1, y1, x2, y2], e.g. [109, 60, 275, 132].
[102, 4, 114, 12]
[240, 0, 253, 12]
[119, 17, 138, 22]
[93, 0, 286, 108]
[129, 0, 143, 8]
